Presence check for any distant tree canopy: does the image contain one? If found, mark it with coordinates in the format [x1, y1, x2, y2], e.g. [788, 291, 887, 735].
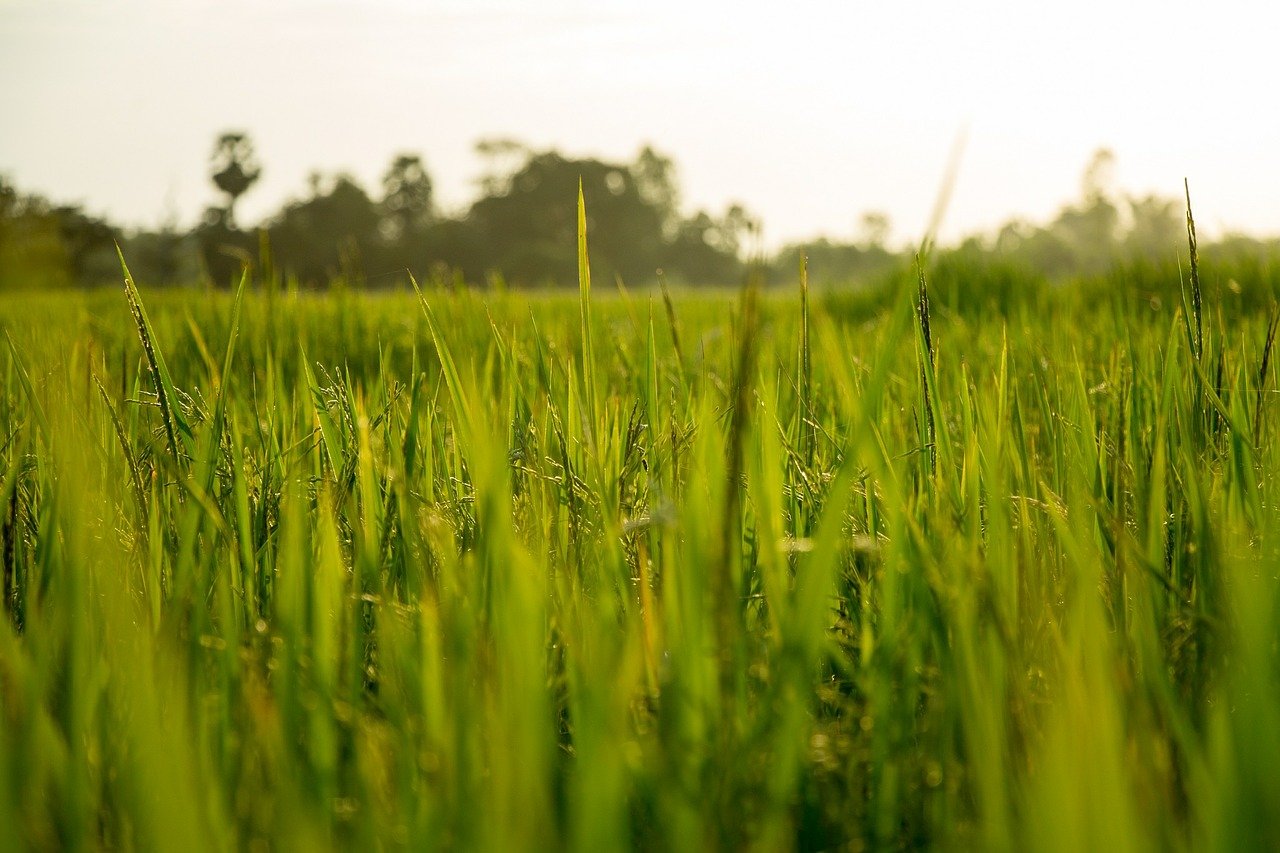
[967, 150, 1188, 282]
[0, 176, 119, 290]
[465, 147, 669, 286]
[267, 174, 381, 286]
[381, 154, 434, 242]
[210, 132, 262, 230]
[773, 148, 1207, 289]
[3, 139, 1277, 295]
[192, 135, 752, 289]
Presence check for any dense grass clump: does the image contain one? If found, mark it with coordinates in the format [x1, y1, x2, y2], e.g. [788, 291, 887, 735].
[3, 227, 1280, 850]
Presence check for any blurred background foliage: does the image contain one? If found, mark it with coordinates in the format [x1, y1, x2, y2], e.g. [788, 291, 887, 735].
[2, 136, 1279, 301]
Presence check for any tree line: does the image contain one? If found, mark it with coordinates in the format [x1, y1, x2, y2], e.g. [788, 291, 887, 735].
[0, 133, 754, 291]
[2, 138, 1276, 292]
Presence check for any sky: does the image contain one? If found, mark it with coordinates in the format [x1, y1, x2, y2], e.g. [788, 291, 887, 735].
[1, 0, 1277, 249]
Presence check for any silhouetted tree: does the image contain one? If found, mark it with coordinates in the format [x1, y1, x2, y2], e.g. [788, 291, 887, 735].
[381, 154, 433, 242]
[474, 138, 529, 197]
[466, 148, 670, 286]
[979, 148, 1124, 279]
[663, 211, 744, 285]
[1124, 194, 1182, 261]
[0, 179, 120, 288]
[268, 173, 380, 286]
[0, 180, 70, 290]
[1044, 149, 1121, 274]
[52, 205, 118, 283]
[123, 225, 199, 286]
[632, 145, 680, 235]
[0, 177, 16, 219]
[210, 132, 262, 229]
[377, 154, 435, 278]
[857, 211, 892, 250]
[194, 205, 254, 286]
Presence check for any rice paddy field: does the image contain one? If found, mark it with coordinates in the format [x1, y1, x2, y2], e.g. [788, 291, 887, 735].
[3, 211, 1280, 851]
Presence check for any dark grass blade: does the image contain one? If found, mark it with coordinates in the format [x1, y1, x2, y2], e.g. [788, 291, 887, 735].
[119, 246, 193, 460]
[1256, 307, 1279, 444]
[4, 332, 49, 442]
[1184, 179, 1204, 360]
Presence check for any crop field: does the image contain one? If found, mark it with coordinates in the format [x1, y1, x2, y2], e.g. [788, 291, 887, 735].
[2, 206, 1280, 851]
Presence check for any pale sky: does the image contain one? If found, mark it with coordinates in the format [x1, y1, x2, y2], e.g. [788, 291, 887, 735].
[1, 0, 1276, 248]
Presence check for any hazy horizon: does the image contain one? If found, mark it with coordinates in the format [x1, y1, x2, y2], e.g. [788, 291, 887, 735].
[3, 0, 1277, 248]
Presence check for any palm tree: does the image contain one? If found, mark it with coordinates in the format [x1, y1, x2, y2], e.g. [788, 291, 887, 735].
[210, 132, 262, 229]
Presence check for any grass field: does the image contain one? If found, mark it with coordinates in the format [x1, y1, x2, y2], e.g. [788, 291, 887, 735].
[3, 206, 1280, 850]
